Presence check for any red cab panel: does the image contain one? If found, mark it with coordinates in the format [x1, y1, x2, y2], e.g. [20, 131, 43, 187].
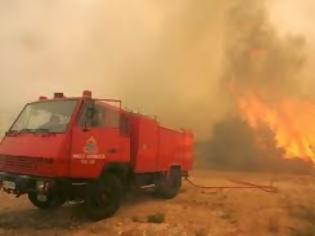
[70, 127, 130, 179]
[0, 134, 71, 177]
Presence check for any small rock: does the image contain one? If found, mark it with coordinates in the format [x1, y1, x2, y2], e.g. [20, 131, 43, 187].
[147, 213, 166, 224]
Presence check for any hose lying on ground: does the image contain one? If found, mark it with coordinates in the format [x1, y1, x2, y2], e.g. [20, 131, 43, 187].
[184, 176, 278, 193]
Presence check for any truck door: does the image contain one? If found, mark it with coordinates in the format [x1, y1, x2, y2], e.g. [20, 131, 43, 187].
[70, 100, 130, 178]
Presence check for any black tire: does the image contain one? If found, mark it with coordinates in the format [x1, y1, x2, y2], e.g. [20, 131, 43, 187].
[28, 192, 66, 209]
[155, 168, 182, 199]
[84, 173, 123, 221]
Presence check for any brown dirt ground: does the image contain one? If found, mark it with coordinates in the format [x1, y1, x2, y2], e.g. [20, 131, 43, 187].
[0, 170, 315, 236]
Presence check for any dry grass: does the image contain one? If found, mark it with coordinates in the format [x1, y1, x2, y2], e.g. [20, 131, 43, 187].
[267, 217, 280, 234]
[287, 205, 315, 236]
[0, 170, 314, 235]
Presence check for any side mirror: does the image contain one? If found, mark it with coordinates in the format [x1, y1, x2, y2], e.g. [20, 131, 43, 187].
[86, 107, 95, 119]
[83, 107, 95, 131]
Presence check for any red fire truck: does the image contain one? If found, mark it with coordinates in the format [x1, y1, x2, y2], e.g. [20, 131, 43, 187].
[0, 91, 193, 219]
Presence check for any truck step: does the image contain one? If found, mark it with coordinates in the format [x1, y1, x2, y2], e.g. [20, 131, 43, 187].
[139, 184, 156, 189]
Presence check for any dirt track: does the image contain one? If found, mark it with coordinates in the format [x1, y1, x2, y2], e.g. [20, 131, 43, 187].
[0, 170, 314, 236]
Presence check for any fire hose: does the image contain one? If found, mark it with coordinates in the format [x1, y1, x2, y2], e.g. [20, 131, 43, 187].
[184, 176, 278, 193]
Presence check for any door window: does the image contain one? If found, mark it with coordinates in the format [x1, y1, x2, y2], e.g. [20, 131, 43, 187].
[79, 101, 120, 129]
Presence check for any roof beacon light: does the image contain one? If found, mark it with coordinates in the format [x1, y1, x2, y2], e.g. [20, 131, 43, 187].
[39, 96, 48, 100]
[83, 90, 92, 98]
[54, 92, 64, 99]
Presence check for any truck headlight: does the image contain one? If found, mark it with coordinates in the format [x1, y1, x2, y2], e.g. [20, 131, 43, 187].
[36, 180, 54, 193]
[36, 180, 45, 192]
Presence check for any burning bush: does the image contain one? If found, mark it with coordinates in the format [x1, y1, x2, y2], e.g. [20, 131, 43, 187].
[197, 117, 312, 173]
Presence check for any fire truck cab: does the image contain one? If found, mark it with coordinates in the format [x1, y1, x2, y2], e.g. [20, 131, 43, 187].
[0, 91, 193, 220]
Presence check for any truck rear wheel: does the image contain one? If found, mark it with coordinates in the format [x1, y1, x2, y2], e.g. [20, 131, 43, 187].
[84, 173, 123, 221]
[155, 168, 182, 199]
[28, 192, 66, 209]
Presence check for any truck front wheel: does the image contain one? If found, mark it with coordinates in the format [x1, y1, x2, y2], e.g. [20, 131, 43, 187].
[84, 173, 123, 221]
[155, 168, 182, 199]
[28, 192, 66, 209]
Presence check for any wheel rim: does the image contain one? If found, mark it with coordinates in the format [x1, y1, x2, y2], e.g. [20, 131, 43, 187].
[92, 188, 114, 208]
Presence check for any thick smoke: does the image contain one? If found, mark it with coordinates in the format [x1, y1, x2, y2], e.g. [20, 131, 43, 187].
[114, 1, 229, 136]
[223, 0, 306, 100]
[0, 1, 228, 138]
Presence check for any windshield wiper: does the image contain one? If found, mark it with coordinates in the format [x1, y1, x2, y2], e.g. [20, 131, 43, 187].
[11, 128, 52, 134]
[5, 129, 33, 136]
[19, 129, 34, 133]
[32, 128, 57, 136]
[32, 128, 51, 133]
[6, 130, 20, 136]
[6, 128, 58, 137]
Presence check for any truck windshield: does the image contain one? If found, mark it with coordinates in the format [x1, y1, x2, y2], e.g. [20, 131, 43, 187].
[10, 100, 77, 133]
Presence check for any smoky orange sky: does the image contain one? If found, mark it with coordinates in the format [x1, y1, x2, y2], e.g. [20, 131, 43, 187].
[270, 0, 315, 97]
[0, 0, 314, 139]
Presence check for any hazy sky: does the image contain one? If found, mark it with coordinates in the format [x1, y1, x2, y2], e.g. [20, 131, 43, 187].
[270, 0, 315, 41]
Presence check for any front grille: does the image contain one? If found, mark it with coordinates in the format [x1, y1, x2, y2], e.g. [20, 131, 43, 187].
[0, 155, 53, 173]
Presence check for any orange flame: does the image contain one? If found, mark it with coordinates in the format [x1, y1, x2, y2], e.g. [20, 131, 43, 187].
[235, 91, 315, 163]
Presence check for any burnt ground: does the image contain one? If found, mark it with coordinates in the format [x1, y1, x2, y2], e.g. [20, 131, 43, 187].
[0, 170, 315, 236]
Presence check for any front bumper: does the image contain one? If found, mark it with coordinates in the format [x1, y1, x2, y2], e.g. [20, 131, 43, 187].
[0, 172, 90, 199]
[0, 172, 55, 194]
